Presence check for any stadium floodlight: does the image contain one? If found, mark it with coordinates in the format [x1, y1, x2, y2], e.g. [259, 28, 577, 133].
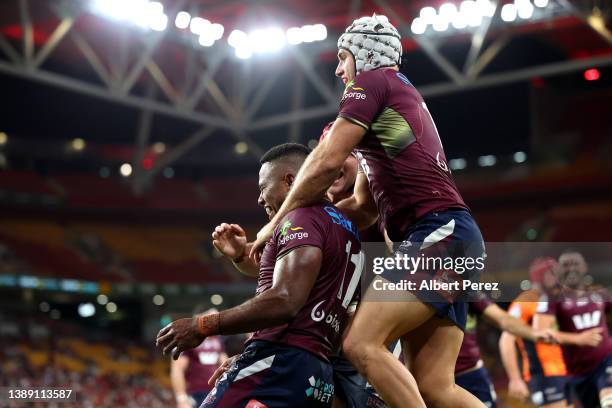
[476, 0, 495, 17]
[534, 0, 548, 7]
[249, 27, 286, 52]
[301, 25, 316, 43]
[451, 12, 469, 29]
[189, 17, 210, 35]
[439, 3, 458, 19]
[234, 141, 248, 155]
[175, 11, 191, 29]
[228, 29, 248, 48]
[513, 151, 527, 163]
[235, 46, 252, 59]
[313, 24, 328, 41]
[460, 1, 483, 27]
[211, 294, 223, 305]
[120, 163, 132, 177]
[501, 4, 518, 21]
[152, 142, 166, 154]
[286, 27, 303, 45]
[199, 35, 215, 47]
[0, 132, 6, 145]
[449, 158, 467, 170]
[516, 0, 534, 19]
[106, 302, 117, 313]
[149, 13, 168, 31]
[478, 155, 496, 167]
[411, 17, 427, 35]
[211, 23, 224, 40]
[78, 303, 96, 318]
[71, 138, 86, 151]
[97, 294, 108, 305]
[420, 6, 437, 25]
[433, 15, 450, 32]
[153, 294, 165, 306]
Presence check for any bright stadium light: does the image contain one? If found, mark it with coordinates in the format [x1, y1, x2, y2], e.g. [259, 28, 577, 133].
[449, 158, 467, 170]
[534, 0, 548, 7]
[513, 151, 527, 163]
[411, 17, 427, 34]
[501, 4, 518, 21]
[228, 29, 248, 48]
[249, 27, 285, 52]
[312, 24, 327, 41]
[199, 35, 215, 47]
[452, 12, 469, 29]
[433, 15, 450, 32]
[476, 0, 496, 17]
[420, 6, 437, 25]
[149, 13, 168, 31]
[210, 294, 223, 306]
[120, 163, 132, 177]
[478, 155, 497, 167]
[211, 23, 224, 40]
[152, 294, 165, 306]
[78, 303, 96, 318]
[301, 25, 317, 43]
[152, 142, 166, 154]
[286, 27, 303, 44]
[234, 141, 248, 155]
[235, 46, 252, 59]
[189, 17, 210, 35]
[516, 0, 534, 19]
[175, 11, 191, 29]
[0, 132, 7, 145]
[439, 3, 458, 19]
[461, 1, 483, 27]
[97, 294, 108, 305]
[106, 302, 117, 313]
[71, 138, 86, 151]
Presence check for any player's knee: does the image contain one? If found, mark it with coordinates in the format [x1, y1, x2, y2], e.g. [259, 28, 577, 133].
[415, 374, 453, 407]
[342, 336, 373, 373]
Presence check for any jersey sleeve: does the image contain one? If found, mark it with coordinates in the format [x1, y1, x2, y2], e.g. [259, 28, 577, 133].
[508, 301, 534, 324]
[338, 70, 388, 130]
[274, 208, 326, 259]
[535, 294, 557, 316]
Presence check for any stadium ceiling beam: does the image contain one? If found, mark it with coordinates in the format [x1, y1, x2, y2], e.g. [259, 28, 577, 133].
[0, 59, 238, 130]
[244, 66, 283, 120]
[132, 85, 156, 195]
[557, 0, 612, 46]
[465, 33, 510, 80]
[182, 49, 228, 110]
[32, 17, 76, 69]
[463, 0, 499, 76]
[289, 70, 305, 143]
[373, 0, 466, 84]
[0, 33, 22, 65]
[69, 32, 114, 88]
[248, 55, 612, 131]
[18, 0, 34, 65]
[288, 46, 338, 105]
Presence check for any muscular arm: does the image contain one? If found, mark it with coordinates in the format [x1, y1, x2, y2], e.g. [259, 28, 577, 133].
[170, 355, 190, 403]
[266, 119, 366, 234]
[335, 171, 378, 231]
[217, 246, 323, 334]
[482, 303, 537, 342]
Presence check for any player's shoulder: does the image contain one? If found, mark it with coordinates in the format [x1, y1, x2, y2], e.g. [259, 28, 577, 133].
[514, 290, 540, 303]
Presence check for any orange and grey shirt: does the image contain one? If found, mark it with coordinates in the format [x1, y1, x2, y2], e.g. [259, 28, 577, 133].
[508, 290, 567, 381]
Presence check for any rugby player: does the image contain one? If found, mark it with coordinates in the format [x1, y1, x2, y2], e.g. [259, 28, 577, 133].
[499, 258, 570, 407]
[156, 143, 362, 407]
[249, 14, 485, 407]
[535, 250, 612, 408]
[212, 138, 388, 408]
[455, 291, 555, 407]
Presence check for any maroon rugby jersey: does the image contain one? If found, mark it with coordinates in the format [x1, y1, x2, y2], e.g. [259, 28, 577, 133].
[182, 336, 224, 393]
[455, 293, 492, 373]
[538, 289, 612, 375]
[338, 68, 468, 240]
[249, 203, 362, 361]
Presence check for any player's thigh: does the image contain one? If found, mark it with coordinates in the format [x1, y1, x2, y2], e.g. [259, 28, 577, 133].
[402, 316, 464, 388]
[347, 289, 435, 347]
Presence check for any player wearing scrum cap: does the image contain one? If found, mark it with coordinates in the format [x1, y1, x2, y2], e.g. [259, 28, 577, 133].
[250, 14, 486, 408]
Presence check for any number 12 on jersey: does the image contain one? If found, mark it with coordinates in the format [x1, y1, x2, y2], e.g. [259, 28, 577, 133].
[337, 240, 364, 309]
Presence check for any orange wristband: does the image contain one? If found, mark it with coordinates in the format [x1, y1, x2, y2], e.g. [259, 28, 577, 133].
[196, 313, 220, 337]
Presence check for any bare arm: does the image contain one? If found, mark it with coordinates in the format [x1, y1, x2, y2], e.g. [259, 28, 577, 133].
[335, 171, 378, 231]
[217, 246, 322, 334]
[482, 304, 537, 342]
[170, 355, 190, 406]
[534, 313, 603, 346]
[499, 332, 530, 399]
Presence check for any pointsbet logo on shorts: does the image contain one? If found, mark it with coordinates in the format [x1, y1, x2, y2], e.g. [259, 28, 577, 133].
[305, 376, 334, 403]
[279, 220, 308, 245]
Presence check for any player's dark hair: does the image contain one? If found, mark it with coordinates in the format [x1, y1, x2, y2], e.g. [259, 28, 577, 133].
[259, 143, 311, 165]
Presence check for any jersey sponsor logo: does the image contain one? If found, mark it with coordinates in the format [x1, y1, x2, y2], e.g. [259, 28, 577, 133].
[572, 310, 602, 330]
[278, 220, 309, 245]
[396, 72, 413, 87]
[351, 86, 365, 91]
[324, 206, 358, 238]
[309, 300, 341, 333]
[305, 376, 334, 403]
[342, 91, 366, 101]
[198, 351, 220, 365]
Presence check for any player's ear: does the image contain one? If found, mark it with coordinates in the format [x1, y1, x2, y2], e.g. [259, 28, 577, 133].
[285, 173, 296, 188]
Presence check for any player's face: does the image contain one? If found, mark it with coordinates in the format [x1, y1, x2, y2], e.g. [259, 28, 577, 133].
[258, 162, 292, 220]
[542, 268, 559, 292]
[336, 49, 356, 85]
[558, 252, 588, 289]
[327, 155, 358, 199]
